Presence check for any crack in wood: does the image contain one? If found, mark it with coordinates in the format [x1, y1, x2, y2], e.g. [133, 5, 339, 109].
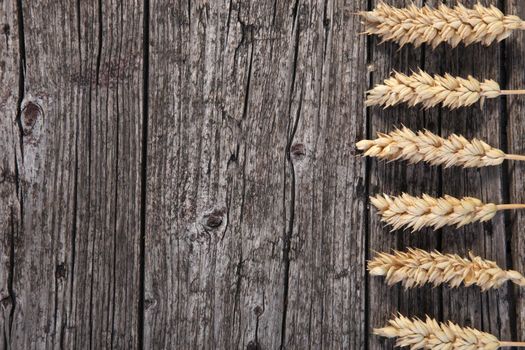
[138, 0, 150, 348]
[280, 9, 302, 341]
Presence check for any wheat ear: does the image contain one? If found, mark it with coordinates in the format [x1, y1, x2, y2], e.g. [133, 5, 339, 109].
[356, 127, 525, 168]
[359, 2, 525, 49]
[375, 314, 525, 349]
[368, 248, 525, 291]
[366, 70, 525, 109]
[370, 193, 525, 232]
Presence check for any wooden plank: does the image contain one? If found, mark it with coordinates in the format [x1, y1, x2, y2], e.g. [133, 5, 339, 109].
[437, 0, 511, 341]
[505, 0, 525, 343]
[145, 1, 298, 349]
[0, 0, 21, 347]
[282, 1, 368, 348]
[367, 0, 442, 348]
[8, 0, 144, 348]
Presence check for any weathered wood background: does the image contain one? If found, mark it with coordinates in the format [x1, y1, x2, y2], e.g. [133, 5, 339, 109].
[1, 0, 525, 349]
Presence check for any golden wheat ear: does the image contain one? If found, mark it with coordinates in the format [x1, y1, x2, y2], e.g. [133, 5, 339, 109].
[356, 126, 525, 168]
[370, 193, 525, 232]
[375, 314, 525, 349]
[360, 2, 525, 49]
[368, 248, 525, 291]
[366, 70, 525, 109]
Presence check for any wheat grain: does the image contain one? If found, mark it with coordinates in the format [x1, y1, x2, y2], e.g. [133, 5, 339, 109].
[371, 193, 496, 231]
[365, 70, 517, 109]
[360, 2, 525, 49]
[374, 314, 525, 349]
[370, 193, 525, 232]
[368, 248, 525, 291]
[356, 127, 525, 168]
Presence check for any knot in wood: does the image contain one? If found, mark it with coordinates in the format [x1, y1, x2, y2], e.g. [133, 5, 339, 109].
[206, 215, 222, 228]
[21, 101, 42, 135]
[204, 208, 226, 229]
[144, 298, 156, 310]
[253, 305, 263, 317]
[290, 142, 306, 159]
[0, 296, 12, 309]
[246, 340, 261, 350]
[55, 263, 67, 280]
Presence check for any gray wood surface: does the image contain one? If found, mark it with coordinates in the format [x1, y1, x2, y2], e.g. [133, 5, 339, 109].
[507, 0, 525, 343]
[1, 0, 21, 348]
[1, 0, 525, 349]
[2, 0, 144, 348]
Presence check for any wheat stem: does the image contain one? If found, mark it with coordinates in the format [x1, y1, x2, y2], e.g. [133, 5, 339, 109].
[500, 341, 525, 348]
[496, 204, 525, 211]
[505, 154, 525, 161]
[357, 127, 518, 168]
[501, 89, 525, 95]
[500, 342, 525, 348]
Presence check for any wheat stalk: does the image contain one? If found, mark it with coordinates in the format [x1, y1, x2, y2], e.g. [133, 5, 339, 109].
[366, 70, 525, 109]
[356, 127, 525, 168]
[359, 2, 525, 49]
[370, 193, 525, 232]
[375, 314, 525, 349]
[368, 248, 525, 291]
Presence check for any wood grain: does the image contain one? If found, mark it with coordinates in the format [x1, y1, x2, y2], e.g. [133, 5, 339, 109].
[144, 0, 371, 347]
[506, 0, 525, 343]
[282, 1, 367, 349]
[0, 0, 21, 347]
[3, 0, 144, 348]
[145, 1, 309, 348]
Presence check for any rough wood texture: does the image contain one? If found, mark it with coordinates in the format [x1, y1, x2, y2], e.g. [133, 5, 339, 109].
[506, 0, 525, 343]
[1, 0, 144, 348]
[1, 0, 524, 349]
[282, 2, 367, 349]
[0, 0, 21, 348]
[145, 1, 292, 348]
[144, 1, 368, 348]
